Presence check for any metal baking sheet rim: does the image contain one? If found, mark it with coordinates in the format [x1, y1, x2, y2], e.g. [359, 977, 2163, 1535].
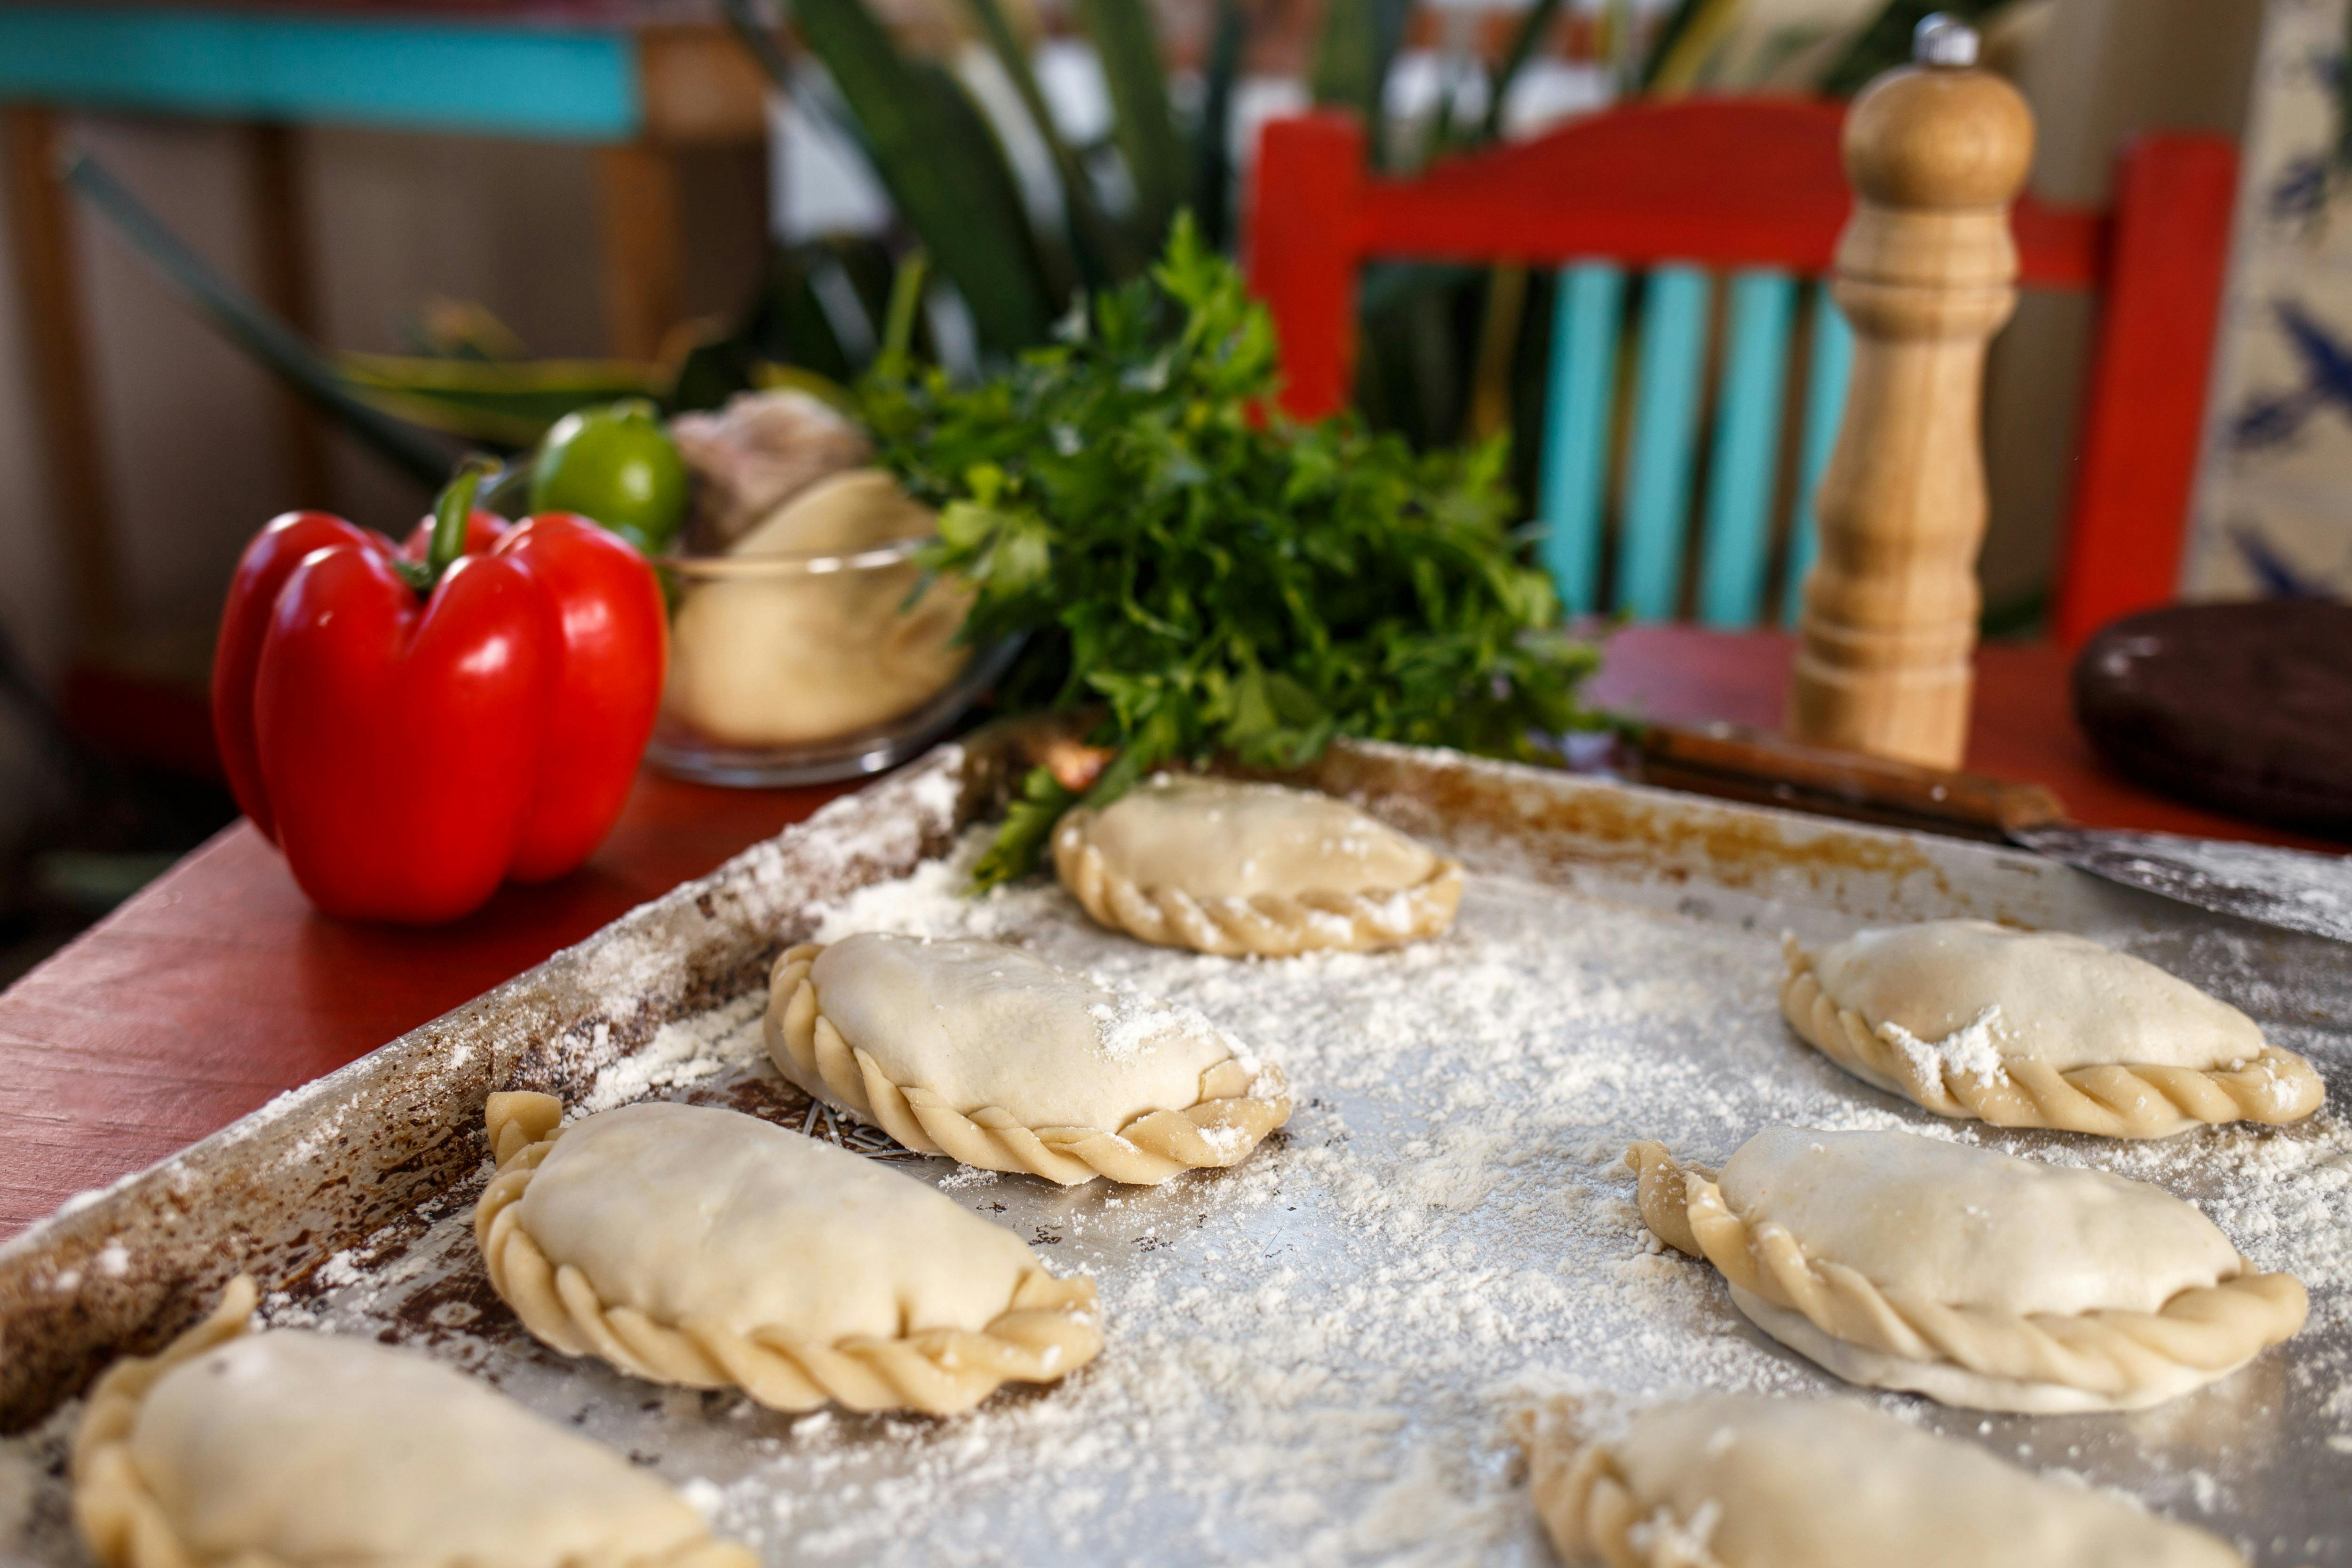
[0, 726, 2335, 1438]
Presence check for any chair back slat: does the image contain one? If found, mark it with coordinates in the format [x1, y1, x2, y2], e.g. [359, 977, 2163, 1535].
[1616, 265, 1711, 621]
[1782, 284, 1854, 626]
[1534, 262, 1626, 615]
[1537, 264, 1850, 629]
[1696, 269, 1797, 627]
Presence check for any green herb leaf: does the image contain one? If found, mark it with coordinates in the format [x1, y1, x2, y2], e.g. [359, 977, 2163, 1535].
[861, 214, 1605, 888]
[970, 765, 1078, 891]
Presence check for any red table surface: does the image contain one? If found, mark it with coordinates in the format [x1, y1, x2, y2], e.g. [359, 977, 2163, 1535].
[0, 628, 2331, 1241]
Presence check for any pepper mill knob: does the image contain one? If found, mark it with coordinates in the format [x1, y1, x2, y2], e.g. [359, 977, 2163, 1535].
[1913, 13, 1979, 68]
[1783, 22, 2034, 768]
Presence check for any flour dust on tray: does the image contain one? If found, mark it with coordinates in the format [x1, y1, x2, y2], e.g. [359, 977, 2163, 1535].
[54, 826, 2345, 1568]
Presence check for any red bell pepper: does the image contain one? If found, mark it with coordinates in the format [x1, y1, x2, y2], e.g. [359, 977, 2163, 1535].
[212, 464, 667, 923]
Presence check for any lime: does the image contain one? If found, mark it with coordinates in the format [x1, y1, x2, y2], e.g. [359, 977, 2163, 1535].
[529, 399, 688, 556]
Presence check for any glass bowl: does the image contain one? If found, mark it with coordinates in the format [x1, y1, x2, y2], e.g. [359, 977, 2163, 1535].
[645, 538, 1010, 787]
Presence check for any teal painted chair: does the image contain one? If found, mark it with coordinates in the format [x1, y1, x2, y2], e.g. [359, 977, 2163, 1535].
[1247, 102, 2238, 643]
[1536, 257, 1843, 629]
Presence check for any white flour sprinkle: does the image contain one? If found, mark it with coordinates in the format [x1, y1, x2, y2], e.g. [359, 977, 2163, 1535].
[1876, 1004, 2010, 1086]
[11, 815, 2344, 1568]
[603, 829, 2344, 1566]
[1362, 889, 1420, 934]
[1629, 1497, 1721, 1561]
[578, 992, 769, 1114]
[1087, 995, 1236, 1067]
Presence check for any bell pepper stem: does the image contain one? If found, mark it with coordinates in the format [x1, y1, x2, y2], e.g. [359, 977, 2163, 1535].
[396, 456, 500, 596]
[427, 457, 499, 581]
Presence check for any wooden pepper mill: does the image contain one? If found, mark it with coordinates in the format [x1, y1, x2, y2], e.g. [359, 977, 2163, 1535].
[1786, 16, 2034, 768]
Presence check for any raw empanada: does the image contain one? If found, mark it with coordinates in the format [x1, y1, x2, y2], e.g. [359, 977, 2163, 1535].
[475, 1094, 1102, 1414]
[1052, 774, 1462, 956]
[1627, 1126, 2306, 1412]
[1512, 1391, 2244, 1568]
[765, 932, 1291, 1184]
[1782, 920, 2322, 1138]
[70, 1276, 750, 1568]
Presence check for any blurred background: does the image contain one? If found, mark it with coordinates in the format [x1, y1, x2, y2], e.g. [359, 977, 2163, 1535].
[0, 0, 2292, 976]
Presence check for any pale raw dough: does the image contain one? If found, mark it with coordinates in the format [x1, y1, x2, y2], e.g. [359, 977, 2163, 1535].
[807, 934, 1238, 1129]
[1628, 1127, 2307, 1412]
[477, 1096, 1102, 1414]
[1725, 1127, 2237, 1315]
[765, 934, 1292, 1185]
[1515, 1392, 2245, 1568]
[70, 1278, 747, 1568]
[1808, 920, 2261, 1068]
[517, 1099, 1040, 1340]
[1781, 921, 2322, 1137]
[1079, 774, 1438, 899]
[1053, 774, 1463, 956]
[662, 469, 973, 748]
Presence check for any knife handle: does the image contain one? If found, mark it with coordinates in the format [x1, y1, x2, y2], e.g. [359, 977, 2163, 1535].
[1634, 721, 2067, 842]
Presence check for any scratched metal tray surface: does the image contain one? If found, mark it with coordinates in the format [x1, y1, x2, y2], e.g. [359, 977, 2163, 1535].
[0, 729, 2346, 1566]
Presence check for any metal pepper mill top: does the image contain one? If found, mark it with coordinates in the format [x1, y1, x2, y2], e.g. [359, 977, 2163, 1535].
[1913, 12, 1981, 68]
[1783, 11, 2034, 769]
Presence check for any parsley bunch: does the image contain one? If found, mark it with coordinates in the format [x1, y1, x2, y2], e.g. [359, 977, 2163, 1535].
[858, 217, 1604, 888]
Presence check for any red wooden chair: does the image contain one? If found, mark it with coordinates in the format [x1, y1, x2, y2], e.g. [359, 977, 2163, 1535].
[1244, 102, 2238, 646]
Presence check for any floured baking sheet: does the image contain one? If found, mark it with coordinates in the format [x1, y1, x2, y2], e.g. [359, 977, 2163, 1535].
[1, 736, 2346, 1565]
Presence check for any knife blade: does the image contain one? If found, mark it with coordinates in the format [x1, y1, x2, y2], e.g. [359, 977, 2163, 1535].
[1632, 722, 2352, 943]
[2002, 824, 2352, 945]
